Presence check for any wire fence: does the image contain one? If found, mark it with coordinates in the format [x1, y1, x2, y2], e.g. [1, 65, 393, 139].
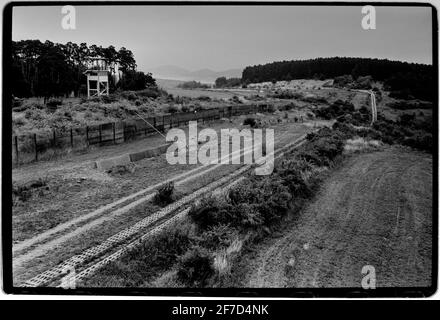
[12, 103, 279, 165]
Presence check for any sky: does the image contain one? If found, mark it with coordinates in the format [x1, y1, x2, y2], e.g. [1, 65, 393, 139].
[12, 5, 433, 73]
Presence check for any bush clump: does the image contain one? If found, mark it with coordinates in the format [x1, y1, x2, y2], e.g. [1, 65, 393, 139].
[315, 100, 355, 121]
[176, 245, 213, 287]
[46, 98, 62, 112]
[243, 117, 257, 128]
[188, 196, 232, 230]
[153, 182, 175, 206]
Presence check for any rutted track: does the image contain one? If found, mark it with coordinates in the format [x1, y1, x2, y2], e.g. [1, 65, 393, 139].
[242, 148, 432, 288]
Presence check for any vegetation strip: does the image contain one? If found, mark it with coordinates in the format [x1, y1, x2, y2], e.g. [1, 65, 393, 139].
[64, 139, 309, 286]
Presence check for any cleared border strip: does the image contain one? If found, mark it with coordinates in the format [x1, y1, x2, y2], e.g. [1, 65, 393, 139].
[21, 134, 309, 287]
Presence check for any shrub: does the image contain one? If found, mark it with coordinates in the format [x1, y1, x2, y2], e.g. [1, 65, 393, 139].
[283, 102, 296, 111]
[13, 100, 44, 112]
[387, 99, 433, 111]
[296, 148, 324, 166]
[315, 100, 355, 120]
[181, 105, 190, 113]
[110, 225, 193, 286]
[177, 81, 209, 89]
[46, 98, 62, 112]
[198, 95, 211, 101]
[136, 88, 160, 99]
[117, 71, 156, 91]
[275, 159, 314, 198]
[120, 91, 138, 101]
[166, 105, 179, 114]
[302, 95, 328, 104]
[332, 121, 356, 136]
[301, 127, 346, 165]
[227, 177, 292, 226]
[398, 113, 416, 126]
[12, 98, 23, 109]
[243, 117, 257, 128]
[148, 226, 193, 267]
[402, 132, 432, 152]
[108, 163, 136, 175]
[229, 203, 264, 228]
[153, 182, 175, 206]
[231, 95, 241, 104]
[176, 245, 213, 286]
[270, 90, 298, 99]
[313, 138, 344, 163]
[267, 104, 277, 113]
[196, 225, 238, 251]
[253, 178, 292, 225]
[333, 74, 354, 87]
[100, 94, 119, 104]
[189, 196, 232, 230]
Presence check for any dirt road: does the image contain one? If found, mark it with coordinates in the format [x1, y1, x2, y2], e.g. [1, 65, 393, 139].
[243, 147, 433, 288]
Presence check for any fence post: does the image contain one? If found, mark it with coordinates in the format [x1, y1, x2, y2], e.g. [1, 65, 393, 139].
[14, 136, 19, 164]
[113, 123, 116, 144]
[70, 128, 74, 148]
[34, 133, 38, 162]
[99, 124, 102, 144]
[52, 130, 56, 147]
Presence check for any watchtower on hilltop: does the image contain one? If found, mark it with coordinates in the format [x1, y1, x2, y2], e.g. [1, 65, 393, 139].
[84, 57, 110, 98]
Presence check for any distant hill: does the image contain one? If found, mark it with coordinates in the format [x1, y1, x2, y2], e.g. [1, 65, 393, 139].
[242, 57, 434, 101]
[149, 65, 242, 83]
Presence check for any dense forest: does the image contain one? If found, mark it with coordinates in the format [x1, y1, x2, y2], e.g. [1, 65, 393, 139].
[242, 57, 434, 101]
[11, 40, 155, 99]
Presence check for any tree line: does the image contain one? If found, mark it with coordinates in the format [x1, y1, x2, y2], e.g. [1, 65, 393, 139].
[11, 40, 155, 99]
[241, 57, 434, 101]
[214, 77, 241, 88]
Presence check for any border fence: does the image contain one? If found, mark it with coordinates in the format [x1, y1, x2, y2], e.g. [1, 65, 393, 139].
[12, 103, 282, 165]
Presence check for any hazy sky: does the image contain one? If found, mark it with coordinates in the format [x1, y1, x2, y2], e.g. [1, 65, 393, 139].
[12, 5, 433, 72]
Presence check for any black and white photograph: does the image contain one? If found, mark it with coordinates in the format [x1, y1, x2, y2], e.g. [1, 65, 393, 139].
[2, 1, 437, 297]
